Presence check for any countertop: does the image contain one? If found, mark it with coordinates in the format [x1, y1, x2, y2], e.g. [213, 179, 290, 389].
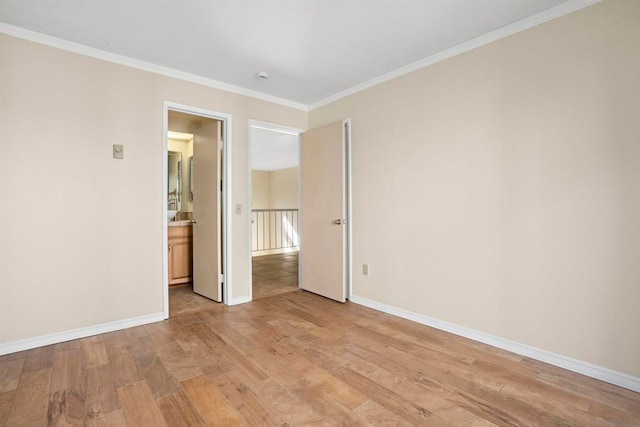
[168, 220, 193, 227]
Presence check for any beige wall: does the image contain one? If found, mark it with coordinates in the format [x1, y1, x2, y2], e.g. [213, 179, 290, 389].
[251, 170, 271, 210]
[310, 0, 640, 377]
[251, 168, 299, 210]
[0, 34, 307, 344]
[269, 167, 298, 209]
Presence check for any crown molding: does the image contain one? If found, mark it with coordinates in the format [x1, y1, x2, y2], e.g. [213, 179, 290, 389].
[309, 0, 602, 111]
[0, 0, 602, 113]
[0, 22, 309, 112]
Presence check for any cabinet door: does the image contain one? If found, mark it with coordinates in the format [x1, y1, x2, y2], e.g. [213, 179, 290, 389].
[169, 237, 193, 284]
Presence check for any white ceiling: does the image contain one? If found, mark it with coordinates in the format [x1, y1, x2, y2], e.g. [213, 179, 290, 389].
[0, 0, 572, 107]
[251, 128, 299, 171]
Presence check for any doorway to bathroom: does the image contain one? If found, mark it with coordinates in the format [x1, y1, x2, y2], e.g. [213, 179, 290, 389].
[163, 102, 232, 318]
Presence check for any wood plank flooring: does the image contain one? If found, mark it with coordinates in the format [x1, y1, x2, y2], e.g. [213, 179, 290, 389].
[1, 290, 639, 426]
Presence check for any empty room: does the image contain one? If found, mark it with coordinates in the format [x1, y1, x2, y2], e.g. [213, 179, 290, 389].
[0, 0, 639, 425]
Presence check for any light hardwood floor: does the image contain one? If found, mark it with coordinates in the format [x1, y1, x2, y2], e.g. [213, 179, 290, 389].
[1, 290, 638, 426]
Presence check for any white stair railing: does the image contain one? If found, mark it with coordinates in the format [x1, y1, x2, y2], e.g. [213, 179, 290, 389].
[251, 209, 299, 253]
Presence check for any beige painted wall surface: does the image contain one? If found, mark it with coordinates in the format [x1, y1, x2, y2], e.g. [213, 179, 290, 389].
[251, 170, 271, 209]
[251, 168, 298, 210]
[0, 34, 306, 344]
[269, 167, 299, 209]
[310, 0, 640, 376]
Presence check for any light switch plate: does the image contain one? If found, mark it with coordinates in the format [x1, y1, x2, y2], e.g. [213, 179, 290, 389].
[113, 144, 123, 159]
[235, 203, 242, 215]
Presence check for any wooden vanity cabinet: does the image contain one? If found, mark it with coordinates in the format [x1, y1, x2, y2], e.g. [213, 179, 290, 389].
[168, 225, 193, 285]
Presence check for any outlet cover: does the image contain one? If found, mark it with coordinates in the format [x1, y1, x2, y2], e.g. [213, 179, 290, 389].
[362, 264, 369, 276]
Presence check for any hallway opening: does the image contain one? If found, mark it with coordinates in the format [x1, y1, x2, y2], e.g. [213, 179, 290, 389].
[252, 252, 299, 300]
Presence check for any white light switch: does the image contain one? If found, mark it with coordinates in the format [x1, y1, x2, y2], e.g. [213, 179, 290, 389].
[235, 203, 242, 215]
[113, 144, 123, 159]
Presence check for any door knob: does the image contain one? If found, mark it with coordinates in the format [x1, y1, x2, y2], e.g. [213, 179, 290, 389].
[191, 219, 198, 224]
[334, 219, 342, 225]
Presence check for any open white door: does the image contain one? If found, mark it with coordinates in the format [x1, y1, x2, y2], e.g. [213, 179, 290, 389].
[300, 120, 349, 302]
[192, 121, 222, 302]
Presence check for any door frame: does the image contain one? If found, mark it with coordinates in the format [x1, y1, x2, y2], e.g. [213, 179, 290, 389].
[247, 120, 305, 302]
[163, 101, 233, 318]
[247, 119, 352, 302]
[344, 119, 353, 300]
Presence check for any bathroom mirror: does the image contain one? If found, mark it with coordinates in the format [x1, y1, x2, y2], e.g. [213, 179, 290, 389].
[168, 151, 182, 211]
[189, 156, 194, 201]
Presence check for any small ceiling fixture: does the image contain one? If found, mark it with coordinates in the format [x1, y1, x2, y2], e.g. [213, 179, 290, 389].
[255, 71, 270, 81]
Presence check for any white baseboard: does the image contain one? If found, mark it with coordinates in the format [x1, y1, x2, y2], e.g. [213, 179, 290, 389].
[252, 247, 299, 257]
[349, 295, 640, 393]
[229, 295, 252, 306]
[0, 312, 164, 356]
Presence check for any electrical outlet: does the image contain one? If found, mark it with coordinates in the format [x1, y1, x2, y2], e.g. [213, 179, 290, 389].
[362, 264, 369, 276]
